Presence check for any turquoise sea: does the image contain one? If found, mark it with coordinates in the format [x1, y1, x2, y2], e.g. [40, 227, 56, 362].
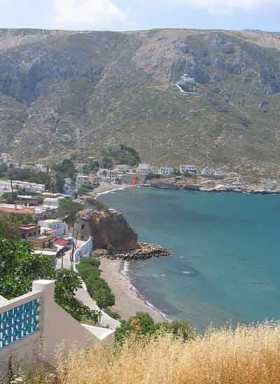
[101, 188, 280, 330]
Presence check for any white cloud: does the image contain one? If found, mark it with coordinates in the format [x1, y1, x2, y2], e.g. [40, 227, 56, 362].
[191, 0, 274, 12]
[154, 0, 279, 13]
[54, 0, 127, 29]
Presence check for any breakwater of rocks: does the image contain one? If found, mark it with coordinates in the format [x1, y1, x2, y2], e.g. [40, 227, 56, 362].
[93, 242, 170, 261]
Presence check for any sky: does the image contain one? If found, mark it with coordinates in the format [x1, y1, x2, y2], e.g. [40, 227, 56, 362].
[0, 0, 280, 32]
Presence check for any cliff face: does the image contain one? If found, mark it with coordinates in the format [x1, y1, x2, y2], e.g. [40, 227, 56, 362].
[2, 29, 280, 180]
[77, 209, 138, 251]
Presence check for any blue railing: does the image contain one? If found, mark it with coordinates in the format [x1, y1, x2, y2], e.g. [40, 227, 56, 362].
[0, 299, 40, 349]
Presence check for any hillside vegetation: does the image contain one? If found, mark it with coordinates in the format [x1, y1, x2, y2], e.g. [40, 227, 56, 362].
[28, 322, 280, 384]
[1, 29, 280, 180]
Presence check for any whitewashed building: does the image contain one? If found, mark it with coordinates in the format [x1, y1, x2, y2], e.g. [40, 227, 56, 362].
[113, 164, 132, 174]
[38, 219, 69, 238]
[43, 196, 64, 209]
[136, 163, 152, 176]
[201, 167, 224, 179]
[0, 179, 45, 194]
[35, 163, 48, 173]
[159, 167, 174, 177]
[180, 164, 198, 176]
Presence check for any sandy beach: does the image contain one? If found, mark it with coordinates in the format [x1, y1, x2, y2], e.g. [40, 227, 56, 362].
[94, 182, 134, 197]
[100, 257, 166, 322]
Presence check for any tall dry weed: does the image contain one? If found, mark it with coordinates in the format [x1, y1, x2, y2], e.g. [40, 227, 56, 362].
[50, 323, 280, 384]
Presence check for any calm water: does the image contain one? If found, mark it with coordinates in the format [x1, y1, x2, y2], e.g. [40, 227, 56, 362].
[101, 188, 280, 330]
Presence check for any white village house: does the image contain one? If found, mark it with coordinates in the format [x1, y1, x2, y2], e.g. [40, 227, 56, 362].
[159, 167, 174, 177]
[38, 219, 69, 238]
[0, 179, 45, 194]
[136, 163, 152, 176]
[179, 164, 198, 176]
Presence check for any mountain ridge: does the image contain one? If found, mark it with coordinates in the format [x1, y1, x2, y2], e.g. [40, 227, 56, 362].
[1, 28, 280, 182]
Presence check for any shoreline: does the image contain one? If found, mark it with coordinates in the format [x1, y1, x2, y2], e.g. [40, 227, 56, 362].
[94, 183, 136, 198]
[93, 182, 280, 198]
[149, 180, 280, 195]
[100, 257, 167, 322]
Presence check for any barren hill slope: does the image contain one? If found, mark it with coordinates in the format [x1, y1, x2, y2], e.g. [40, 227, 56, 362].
[1, 28, 280, 180]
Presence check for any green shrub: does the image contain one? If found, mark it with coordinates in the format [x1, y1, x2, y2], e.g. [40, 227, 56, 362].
[115, 313, 195, 346]
[0, 240, 98, 325]
[77, 257, 115, 309]
[104, 307, 121, 320]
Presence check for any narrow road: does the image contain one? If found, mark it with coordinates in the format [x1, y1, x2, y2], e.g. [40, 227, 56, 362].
[56, 240, 120, 330]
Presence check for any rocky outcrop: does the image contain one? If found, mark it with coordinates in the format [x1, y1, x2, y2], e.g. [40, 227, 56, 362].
[76, 208, 138, 252]
[150, 178, 180, 190]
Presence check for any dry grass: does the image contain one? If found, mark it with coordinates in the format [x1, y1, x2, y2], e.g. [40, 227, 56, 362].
[46, 323, 280, 384]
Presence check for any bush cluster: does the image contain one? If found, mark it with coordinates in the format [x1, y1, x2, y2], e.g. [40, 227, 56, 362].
[102, 144, 141, 167]
[115, 312, 195, 346]
[77, 257, 115, 309]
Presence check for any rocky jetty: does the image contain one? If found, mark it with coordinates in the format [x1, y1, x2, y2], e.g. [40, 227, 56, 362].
[93, 242, 170, 261]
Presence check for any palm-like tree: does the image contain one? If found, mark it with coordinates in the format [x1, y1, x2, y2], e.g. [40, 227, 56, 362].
[58, 199, 84, 269]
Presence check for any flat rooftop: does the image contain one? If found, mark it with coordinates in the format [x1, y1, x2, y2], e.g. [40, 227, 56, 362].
[19, 224, 39, 230]
[0, 205, 34, 215]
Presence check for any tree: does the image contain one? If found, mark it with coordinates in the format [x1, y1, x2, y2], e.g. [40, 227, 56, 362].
[55, 172, 66, 193]
[77, 184, 94, 196]
[0, 239, 55, 299]
[101, 157, 113, 170]
[0, 214, 34, 240]
[54, 159, 76, 193]
[58, 198, 84, 228]
[5, 166, 51, 187]
[55, 269, 82, 304]
[2, 192, 18, 204]
[58, 198, 84, 268]
[55, 159, 76, 180]
[0, 239, 99, 324]
[103, 144, 141, 166]
[0, 161, 7, 177]
[7, 164, 15, 195]
[83, 160, 100, 175]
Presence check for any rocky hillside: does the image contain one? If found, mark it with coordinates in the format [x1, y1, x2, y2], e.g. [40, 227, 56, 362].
[1, 28, 280, 180]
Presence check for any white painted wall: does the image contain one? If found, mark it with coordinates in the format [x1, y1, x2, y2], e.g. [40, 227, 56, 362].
[0, 280, 108, 381]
